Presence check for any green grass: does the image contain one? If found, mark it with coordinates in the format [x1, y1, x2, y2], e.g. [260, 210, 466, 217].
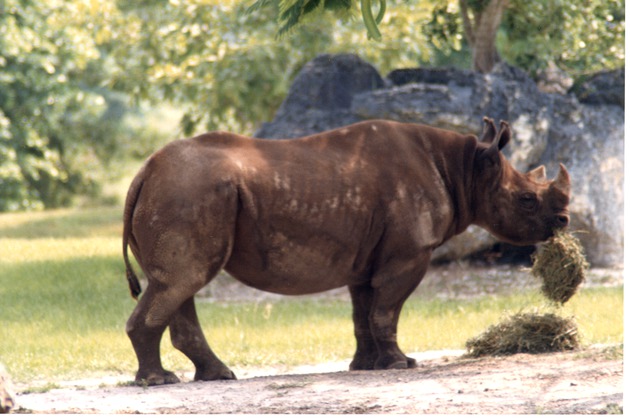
[0, 207, 623, 384]
[0, 207, 123, 239]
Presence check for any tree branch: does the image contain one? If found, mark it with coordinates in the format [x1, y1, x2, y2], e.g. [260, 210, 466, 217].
[459, 0, 475, 45]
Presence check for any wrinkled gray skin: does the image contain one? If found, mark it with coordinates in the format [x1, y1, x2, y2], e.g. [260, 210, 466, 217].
[123, 118, 571, 386]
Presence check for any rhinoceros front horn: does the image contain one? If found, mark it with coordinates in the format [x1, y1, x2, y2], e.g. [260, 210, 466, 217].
[552, 163, 571, 194]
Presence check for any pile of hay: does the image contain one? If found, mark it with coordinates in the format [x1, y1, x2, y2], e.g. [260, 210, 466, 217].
[465, 313, 580, 357]
[531, 230, 589, 304]
[466, 231, 589, 358]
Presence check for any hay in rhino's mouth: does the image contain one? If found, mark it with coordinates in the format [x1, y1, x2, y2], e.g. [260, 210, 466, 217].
[531, 230, 589, 305]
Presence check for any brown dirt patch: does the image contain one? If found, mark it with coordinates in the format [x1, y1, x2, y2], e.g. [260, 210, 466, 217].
[14, 347, 622, 414]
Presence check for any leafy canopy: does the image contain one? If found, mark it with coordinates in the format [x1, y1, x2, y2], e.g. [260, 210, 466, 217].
[251, 0, 624, 75]
[109, 0, 435, 136]
[0, 0, 114, 210]
[0, 0, 624, 211]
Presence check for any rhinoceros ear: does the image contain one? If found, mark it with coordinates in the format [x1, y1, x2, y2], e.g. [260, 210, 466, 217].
[480, 117, 497, 144]
[527, 165, 547, 183]
[496, 120, 511, 150]
[479, 120, 511, 163]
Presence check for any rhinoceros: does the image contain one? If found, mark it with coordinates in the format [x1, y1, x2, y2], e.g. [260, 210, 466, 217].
[122, 117, 571, 385]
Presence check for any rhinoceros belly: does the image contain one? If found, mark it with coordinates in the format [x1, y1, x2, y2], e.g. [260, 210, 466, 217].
[224, 218, 367, 295]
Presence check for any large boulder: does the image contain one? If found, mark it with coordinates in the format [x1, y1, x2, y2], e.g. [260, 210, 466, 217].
[569, 68, 624, 108]
[256, 54, 624, 267]
[356, 63, 553, 172]
[255, 53, 384, 139]
[539, 96, 624, 267]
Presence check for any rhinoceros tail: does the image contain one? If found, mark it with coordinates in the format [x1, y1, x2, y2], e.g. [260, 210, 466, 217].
[123, 173, 144, 300]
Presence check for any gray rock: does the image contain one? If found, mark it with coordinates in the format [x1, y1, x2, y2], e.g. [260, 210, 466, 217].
[535, 61, 574, 94]
[569, 68, 624, 108]
[387, 67, 478, 87]
[540, 96, 624, 267]
[255, 55, 624, 267]
[255, 53, 383, 139]
[357, 63, 550, 172]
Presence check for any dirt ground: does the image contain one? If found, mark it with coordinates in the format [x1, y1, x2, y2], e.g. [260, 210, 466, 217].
[13, 347, 623, 414]
[11, 265, 625, 415]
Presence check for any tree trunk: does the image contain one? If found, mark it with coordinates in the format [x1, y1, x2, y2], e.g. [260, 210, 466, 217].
[459, 0, 508, 73]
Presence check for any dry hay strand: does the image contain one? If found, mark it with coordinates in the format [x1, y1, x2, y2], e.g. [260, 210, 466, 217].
[531, 230, 589, 305]
[465, 312, 580, 357]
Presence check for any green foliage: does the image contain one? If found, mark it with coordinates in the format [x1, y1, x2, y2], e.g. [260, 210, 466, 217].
[110, 0, 433, 135]
[0, 0, 103, 210]
[255, 0, 624, 76]
[424, 1, 465, 59]
[465, 0, 491, 13]
[0, 0, 171, 211]
[425, 0, 625, 75]
[249, 0, 365, 37]
[502, 0, 625, 75]
[109, 1, 326, 135]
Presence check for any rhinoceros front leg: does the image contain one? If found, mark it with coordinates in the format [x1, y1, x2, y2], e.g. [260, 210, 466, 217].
[349, 253, 429, 370]
[169, 297, 236, 381]
[348, 283, 379, 370]
[370, 288, 419, 370]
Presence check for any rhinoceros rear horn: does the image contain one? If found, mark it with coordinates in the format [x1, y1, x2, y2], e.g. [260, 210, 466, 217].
[527, 165, 547, 182]
[552, 163, 571, 195]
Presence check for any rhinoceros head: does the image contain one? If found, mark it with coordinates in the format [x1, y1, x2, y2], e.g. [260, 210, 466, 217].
[473, 118, 571, 245]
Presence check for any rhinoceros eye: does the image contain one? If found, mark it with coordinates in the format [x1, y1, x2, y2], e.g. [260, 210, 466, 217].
[518, 192, 538, 210]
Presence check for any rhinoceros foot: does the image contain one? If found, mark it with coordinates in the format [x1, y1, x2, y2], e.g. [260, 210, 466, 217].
[350, 354, 417, 370]
[135, 369, 181, 387]
[374, 354, 418, 370]
[194, 366, 237, 381]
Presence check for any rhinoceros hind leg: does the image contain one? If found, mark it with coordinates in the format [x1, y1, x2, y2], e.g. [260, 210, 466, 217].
[169, 297, 237, 381]
[127, 278, 212, 386]
[126, 284, 180, 386]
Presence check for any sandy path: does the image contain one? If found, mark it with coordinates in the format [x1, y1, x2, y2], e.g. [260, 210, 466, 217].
[14, 347, 622, 414]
